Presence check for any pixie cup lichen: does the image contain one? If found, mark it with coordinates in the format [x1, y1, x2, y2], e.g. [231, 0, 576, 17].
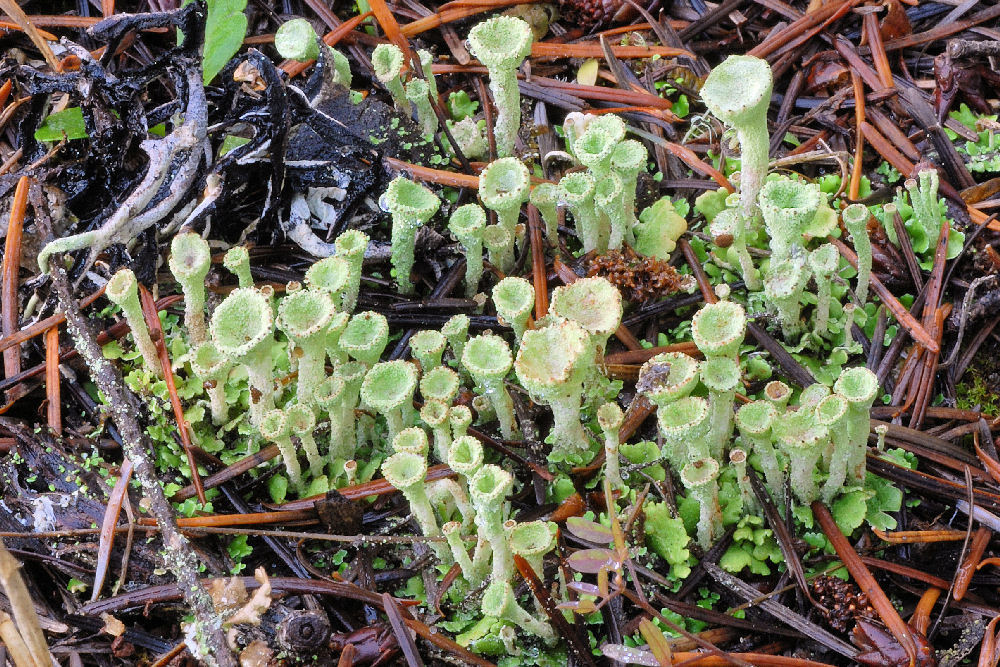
[361, 360, 418, 442]
[277, 288, 337, 404]
[700, 356, 740, 460]
[691, 300, 746, 359]
[274, 18, 320, 62]
[482, 224, 515, 274]
[492, 276, 534, 344]
[681, 457, 722, 549]
[470, 464, 516, 583]
[598, 402, 625, 489]
[842, 203, 872, 306]
[210, 287, 276, 426]
[773, 409, 829, 503]
[758, 177, 822, 265]
[339, 311, 389, 367]
[260, 408, 303, 491]
[656, 396, 709, 467]
[735, 400, 782, 502]
[559, 171, 600, 253]
[304, 256, 350, 311]
[223, 246, 253, 288]
[168, 232, 212, 346]
[190, 341, 231, 425]
[286, 402, 323, 478]
[463, 334, 519, 440]
[467, 16, 533, 157]
[410, 329, 447, 372]
[420, 366, 460, 405]
[480, 157, 530, 237]
[529, 183, 561, 246]
[384, 177, 440, 295]
[833, 366, 878, 484]
[381, 452, 451, 563]
[405, 78, 438, 137]
[372, 43, 408, 111]
[449, 204, 487, 298]
[106, 268, 161, 375]
[333, 229, 369, 313]
[637, 352, 700, 408]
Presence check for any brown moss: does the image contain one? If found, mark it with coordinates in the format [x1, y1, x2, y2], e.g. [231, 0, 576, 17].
[587, 246, 684, 303]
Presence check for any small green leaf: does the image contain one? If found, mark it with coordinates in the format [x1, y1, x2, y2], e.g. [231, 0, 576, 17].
[447, 91, 479, 121]
[268, 474, 288, 504]
[202, 0, 249, 84]
[35, 107, 88, 142]
[67, 578, 88, 593]
[219, 134, 251, 156]
[832, 490, 867, 534]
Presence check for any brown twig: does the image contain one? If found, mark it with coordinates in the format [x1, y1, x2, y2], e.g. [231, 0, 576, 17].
[1, 176, 28, 401]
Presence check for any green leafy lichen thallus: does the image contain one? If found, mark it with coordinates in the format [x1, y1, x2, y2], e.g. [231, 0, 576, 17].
[842, 203, 872, 307]
[559, 169, 600, 253]
[190, 341, 232, 425]
[209, 287, 276, 427]
[482, 224, 515, 274]
[470, 464, 516, 584]
[462, 334, 519, 441]
[360, 360, 418, 442]
[735, 401, 782, 504]
[529, 183, 561, 246]
[384, 177, 440, 295]
[260, 408, 303, 492]
[809, 243, 840, 338]
[480, 157, 530, 239]
[699, 55, 773, 290]
[277, 288, 337, 405]
[340, 311, 389, 367]
[372, 43, 409, 112]
[167, 232, 212, 346]
[833, 366, 878, 485]
[410, 329, 447, 372]
[492, 277, 534, 344]
[381, 452, 452, 564]
[514, 319, 591, 461]
[105, 269, 161, 376]
[467, 16, 533, 158]
[286, 403, 323, 478]
[223, 246, 253, 288]
[405, 77, 439, 137]
[598, 401, 625, 490]
[274, 17, 319, 62]
[449, 204, 487, 298]
[333, 229, 369, 313]
[700, 356, 741, 461]
[681, 457, 722, 549]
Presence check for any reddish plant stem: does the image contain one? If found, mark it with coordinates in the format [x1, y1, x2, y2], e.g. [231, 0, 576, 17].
[44, 326, 60, 433]
[1, 175, 28, 395]
[527, 203, 549, 319]
[954, 527, 992, 601]
[849, 72, 865, 201]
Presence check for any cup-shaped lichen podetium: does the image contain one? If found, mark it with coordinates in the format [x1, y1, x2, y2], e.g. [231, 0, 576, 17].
[392, 426, 430, 457]
[210, 287, 276, 427]
[758, 176, 822, 264]
[420, 399, 452, 462]
[681, 457, 722, 549]
[167, 232, 212, 346]
[514, 319, 592, 461]
[481, 580, 556, 643]
[190, 341, 231, 425]
[409, 329, 447, 373]
[773, 409, 829, 504]
[286, 402, 323, 478]
[700, 55, 773, 232]
[469, 463, 516, 583]
[594, 171, 626, 252]
[816, 393, 851, 503]
[462, 334, 519, 441]
[508, 520, 557, 580]
[550, 276, 623, 367]
[611, 139, 647, 234]
[764, 379, 791, 410]
[492, 276, 534, 344]
[559, 170, 601, 253]
[360, 360, 418, 442]
[371, 43, 408, 111]
[448, 204, 487, 298]
[656, 396, 709, 468]
[277, 288, 337, 405]
[405, 77, 438, 137]
[833, 366, 878, 484]
[691, 300, 746, 359]
[574, 124, 616, 180]
[442, 314, 471, 363]
[304, 255, 350, 311]
[381, 451, 452, 563]
[467, 16, 533, 158]
[841, 203, 873, 306]
[260, 408, 303, 492]
[700, 356, 741, 461]
[482, 224, 515, 275]
[448, 434, 484, 483]
[339, 311, 389, 367]
[529, 183, 561, 246]
[223, 246, 253, 288]
[274, 17, 320, 62]
[106, 268, 161, 376]
[734, 400, 783, 503]
[384, 177, 440, 295]
[480, 157, 530, 236]
[637, 352, 700, 409]
[763, 253, 807, 340]
[808, 243, 840, 338]
[333, 229, 369, 313]
[420, 365, 460, 405]
[597, 401, 625, 490]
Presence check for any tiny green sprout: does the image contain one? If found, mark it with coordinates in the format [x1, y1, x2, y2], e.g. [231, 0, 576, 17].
[420, 399, 452, 462]
[763, 253, 807, 339]
[450, 405, 473, 441]
[274, 18, 320, 62]
[305, 255, 350, 309]
[392, 426, 430, 457]
[286, 403, 323, 478]
[442, 314, 471, 363]
[190, 341, 231, 425]
[700, 356, 740, 460]
[360, 360, 418, 441]
[223, 246, 253, 288]
[410, 329, 447, 372]
[637, 352, 700, 408]
[105, 268, 161, 375]
[594, 171, 626, 251]
[384, 177, 440, 295]
[598, 402, 625, 489]
[372, 43, 408, 111]
[816, 393, 850, 503]
[809, 243, 840, 338]
[481, 580, 556, 643]
[758, 176, 822, 264]
[764, 380, 791, 410]
[529, 183, 561, 246]
[405, 77, 438, 137]
[277, 288, 337, 404]
[443, 520, 479, 585]
[842, 203, 872, 306]
[470, 464, 516, 583]
[167, 232, 211, 346]
[559, 170, 601, 253]
[656, 396, 709, 467]
[691, 300, 746, 359]
[480, 157, 530, 236]
[260, 408, 303, 491]
[773, 409, 829, 503]
[449, 204, 487, 298]
[833, 366, 878, 484]
[681, 456, 722, 549]
[381, 452, 452, 563]
[463, 334, 519, 440]
[333, 229, 369, 313]
[492, 276, 534, 344]
[508, 520, 557, 579]
[700, 55, 773, 235]
[339, 311, 389, 366]
[482, 224, 515, 274]
[420, 366, 460, 404]
[210, 287, 276, 426]
[467, 16, 533, 157]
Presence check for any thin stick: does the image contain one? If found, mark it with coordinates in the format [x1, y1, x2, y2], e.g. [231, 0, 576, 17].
[44, 327, 60, 434]
[0, 541, 52, 667]
[1, 176, 28, 397]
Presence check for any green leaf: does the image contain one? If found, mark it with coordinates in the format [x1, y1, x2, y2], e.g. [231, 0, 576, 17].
[719, 544, 753, 573]
[227, 534, 253, 561]
[268, 474, 288, 504]
[35, 107, 88, 142]
[219, 134, 251, 156]
[202, 0, 249, 84]
[832, 490, 867, 534]
[67, 578, 88, 593]
[447, 91, 479, 121]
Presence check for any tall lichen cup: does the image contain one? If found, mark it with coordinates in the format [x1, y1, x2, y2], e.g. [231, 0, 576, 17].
[492, 276, 534, 344]
[360, 360, 419, 442]
[106, 268, 161, 376]
[449, 204, 487, 298]
[372, 43, 408, 111]
[842, 203, 873, 306]
[339, 311, 389, 367]
[691, 300, 746, 359]
[833, 366, 878, 484]
[167, 232, 212, 346]
[382, 452, 452, 563]
[758, 176, 822, 264]
[681, 457, 722, 550]
[277, 288, 337, 404]
[462, 334, 519, 440]
[480, 157, 530, 237]
[333, 229, 369, 313]
[383, 177, 440, 295]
